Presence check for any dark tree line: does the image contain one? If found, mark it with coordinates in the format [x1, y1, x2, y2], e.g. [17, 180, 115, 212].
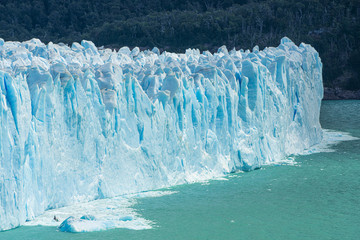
[0, 0, 359, 90]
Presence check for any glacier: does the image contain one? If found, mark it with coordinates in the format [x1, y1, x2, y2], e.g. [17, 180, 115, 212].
[0, 37, 323, 231]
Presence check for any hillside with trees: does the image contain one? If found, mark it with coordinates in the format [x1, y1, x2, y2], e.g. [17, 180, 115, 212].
[0, 0, 359, 97]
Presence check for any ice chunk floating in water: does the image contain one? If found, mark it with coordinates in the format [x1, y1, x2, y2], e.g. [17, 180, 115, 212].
[0, 37, 324, 231]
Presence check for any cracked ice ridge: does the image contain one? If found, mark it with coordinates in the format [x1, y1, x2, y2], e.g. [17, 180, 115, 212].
[0, 37, 323, 230]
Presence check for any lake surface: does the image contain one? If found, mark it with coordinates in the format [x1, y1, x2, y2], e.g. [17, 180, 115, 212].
[1, 100, 359, 240]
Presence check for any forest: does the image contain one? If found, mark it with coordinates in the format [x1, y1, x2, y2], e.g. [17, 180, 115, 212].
[0, 0, 359, 92]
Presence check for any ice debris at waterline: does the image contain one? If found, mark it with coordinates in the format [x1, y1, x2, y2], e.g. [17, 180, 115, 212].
[24, 190, 176, 232]
[0, 37, 323, 231]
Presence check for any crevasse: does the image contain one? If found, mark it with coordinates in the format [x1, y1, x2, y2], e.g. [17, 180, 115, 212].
[0, 37, 323, 230]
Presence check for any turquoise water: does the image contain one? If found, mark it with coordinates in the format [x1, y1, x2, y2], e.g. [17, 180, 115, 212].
[1, 100, 359, 240]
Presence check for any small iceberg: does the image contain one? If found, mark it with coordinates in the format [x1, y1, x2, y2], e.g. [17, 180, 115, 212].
[58, 216, 115, 233]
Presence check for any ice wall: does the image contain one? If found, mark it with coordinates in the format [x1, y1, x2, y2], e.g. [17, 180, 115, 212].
[0, 37, 323, 230]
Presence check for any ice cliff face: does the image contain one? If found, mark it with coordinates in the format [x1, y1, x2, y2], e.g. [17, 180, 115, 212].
[0, 37, 323, 230]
